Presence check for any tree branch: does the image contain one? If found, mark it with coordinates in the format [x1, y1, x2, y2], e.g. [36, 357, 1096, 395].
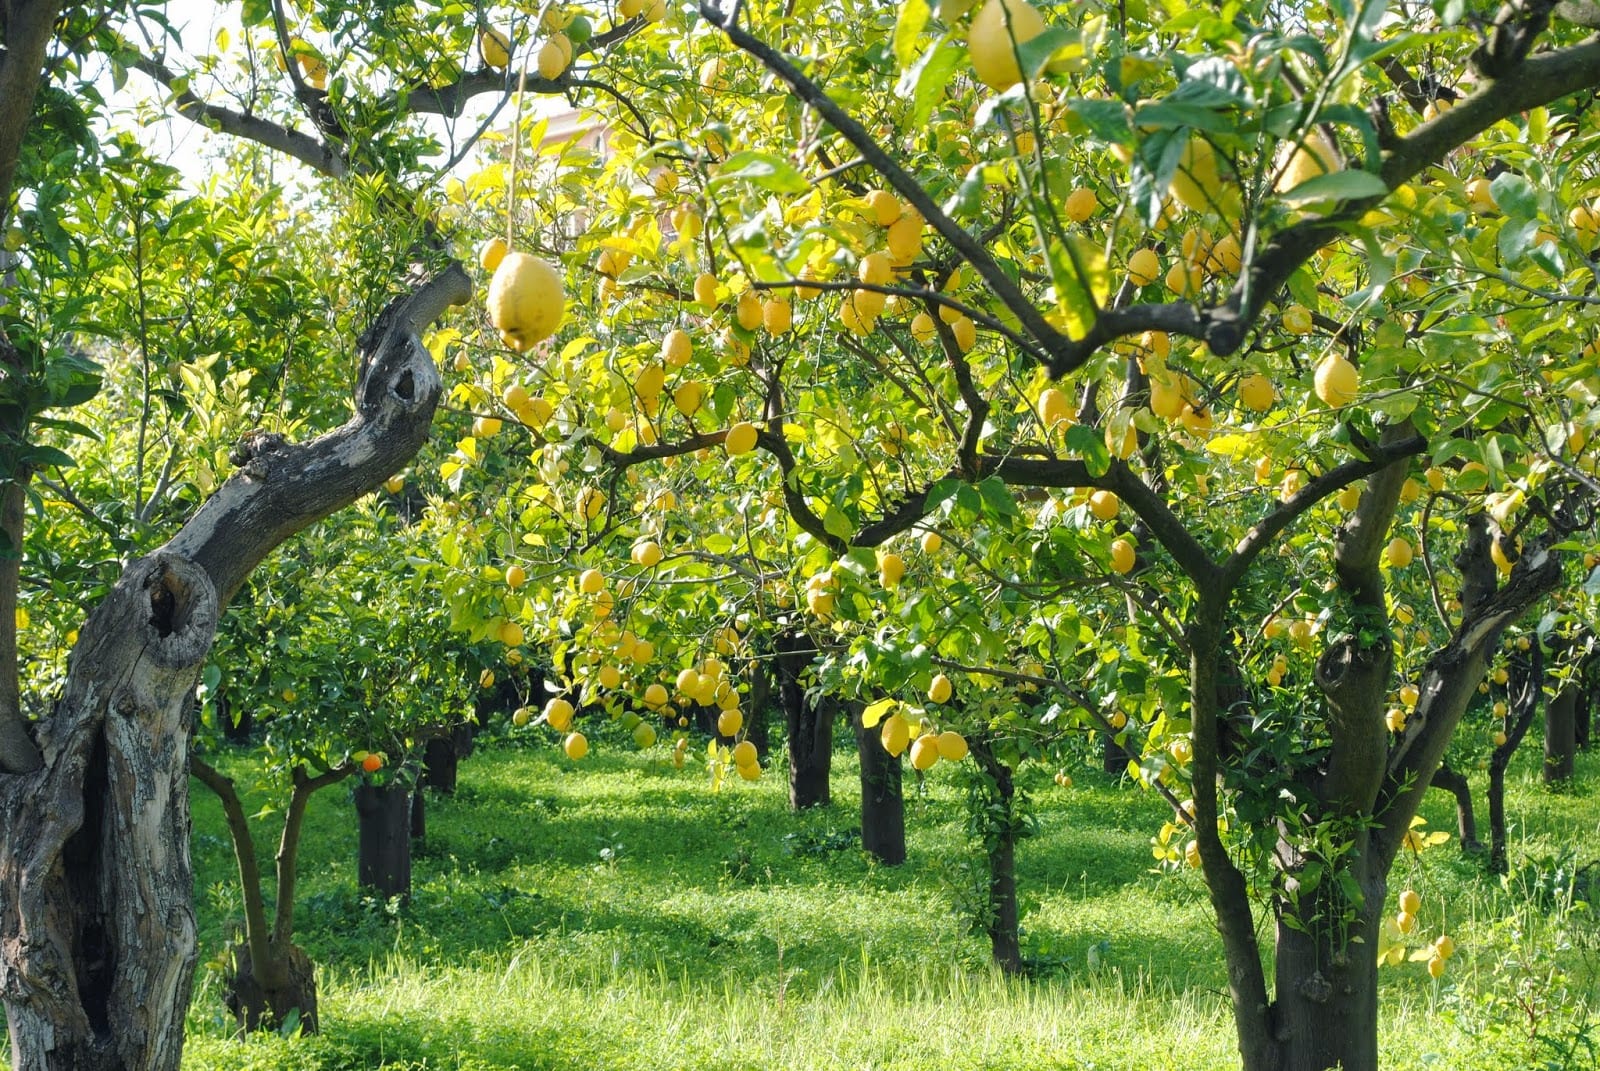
[273, 762, 354, 947]
[190, 754, 275, 988]
[129, 55, 348, 178]
[0, 0, 66, 231]
[164, 263, 470, 607]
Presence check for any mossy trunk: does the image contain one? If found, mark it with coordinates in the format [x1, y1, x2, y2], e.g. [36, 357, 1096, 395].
[969, 738, 1022, 975]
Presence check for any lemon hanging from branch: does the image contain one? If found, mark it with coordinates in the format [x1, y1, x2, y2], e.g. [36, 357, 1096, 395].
[487, 253, 565, 351]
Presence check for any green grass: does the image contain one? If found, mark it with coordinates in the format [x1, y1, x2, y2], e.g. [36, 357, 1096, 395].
[178, 734, 1600, 1070]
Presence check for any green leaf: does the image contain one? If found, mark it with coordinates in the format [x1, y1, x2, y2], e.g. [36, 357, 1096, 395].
[892, 0, 930, 69]
[709, 152, 811, 195]
[822, 504, 855, 540]
[897, 37, 961, 131]
[1275, 169, 1389, 206]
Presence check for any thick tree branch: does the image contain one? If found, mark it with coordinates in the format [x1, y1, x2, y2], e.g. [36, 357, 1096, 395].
[130, 55, 348, 178]
[1221, 433, 1426, 590]
[1312, 425, 1413, 814]
[1371, 538, 1563, 871]
[164, 263, 470, 607]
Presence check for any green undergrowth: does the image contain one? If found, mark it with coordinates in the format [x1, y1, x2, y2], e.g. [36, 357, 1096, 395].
[174, 734, 1599, 1069]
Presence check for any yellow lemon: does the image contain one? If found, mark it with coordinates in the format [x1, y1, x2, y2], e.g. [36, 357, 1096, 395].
[487, 252, 565, 351]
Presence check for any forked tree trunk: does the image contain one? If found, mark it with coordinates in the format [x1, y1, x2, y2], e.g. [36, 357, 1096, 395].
[356, 781, 413, 901]
[0, 267, 468, 1069]
[776, 631, 832, 810]
[190, 756, 349, 1037]
[853, 705, 905, 865]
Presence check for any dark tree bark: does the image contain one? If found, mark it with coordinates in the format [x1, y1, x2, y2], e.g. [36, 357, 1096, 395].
[1272, 876, 1385, 1071]
[743, 653, 772, 761]
[1430, 761, 1482, 852]
[968, 737, 1022, 974]
[355, 780, 413, 901]
[1102, 730, 1134, 773]
[410, 786, 426, 840]
[421, 727, 463, 794]
[775, 630, 832, 810]
[1545, 682, 1578, 784]
[0, 267, 467, 1069]
[852, 705, 905, 865]
[1489, 647, 1545, 873]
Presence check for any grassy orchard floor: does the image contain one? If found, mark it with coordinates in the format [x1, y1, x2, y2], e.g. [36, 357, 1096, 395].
[178, 736, 1600, 1071]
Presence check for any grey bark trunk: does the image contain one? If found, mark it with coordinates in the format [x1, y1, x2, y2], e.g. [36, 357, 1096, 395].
[1270, 876, 1383, 1071]
[0, 556, 215, 1070]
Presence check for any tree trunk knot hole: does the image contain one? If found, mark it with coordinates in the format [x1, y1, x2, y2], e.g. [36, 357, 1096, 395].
[228, 429, 288, 468]
[147, 563, 193, 638]
[1297, 969, 1333, 1004]
[393, 369, 415, 402]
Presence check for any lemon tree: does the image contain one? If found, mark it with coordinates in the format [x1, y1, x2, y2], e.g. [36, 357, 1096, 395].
[410, 2, 1600, 1069]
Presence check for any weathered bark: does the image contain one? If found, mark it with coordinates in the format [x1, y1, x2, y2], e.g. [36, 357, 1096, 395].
[1430, 761, 1482, 852]
[1545, 682, 1578, 783]
[968, 738, 1022, 974]
[775, 631, 832, 810]
[0, 556, 214, 1071]
[852, 705, 905, 865]
[1272, 875, 1384, 1071]
[355, 781, 412, 901]
[0, 266, 467, 1070]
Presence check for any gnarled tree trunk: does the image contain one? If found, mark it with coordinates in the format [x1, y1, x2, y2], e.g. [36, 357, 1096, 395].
[0, 266, 468, 1069]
